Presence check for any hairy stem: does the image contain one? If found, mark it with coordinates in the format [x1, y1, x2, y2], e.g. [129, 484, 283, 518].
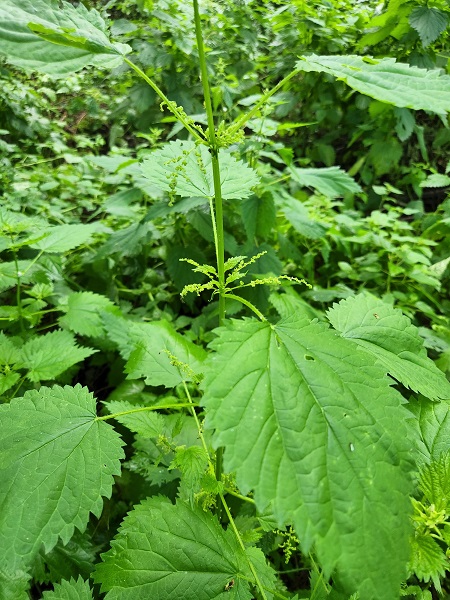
[13, 251, 25, 334]
[193, 0, 226, 504]
[124, 57, 206, 143]
[228, 68, 300, 136]
[223, 293, 267, 322]
[219, 492, 269, 600]
[182, 382, 275, 600]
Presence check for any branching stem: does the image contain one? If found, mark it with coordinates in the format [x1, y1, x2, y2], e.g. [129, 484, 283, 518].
[124, 57, 205, 143]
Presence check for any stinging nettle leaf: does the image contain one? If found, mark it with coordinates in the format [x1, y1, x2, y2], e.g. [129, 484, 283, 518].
[327, 294, 450, 401]
[42, 577, 94, 599]
[290, 166, 362, 198]
[94, 498, 273, 599]
[39, 530, 97, 585]
[104, 315, 207, 388]
[17, 329, 96, 382]
[29, 223, 100, 253]
[201, 315, 414, 599]
[0, 0, 131, 76]
[409, 7, 449, 48]
[59, 291, 120, 338]
[276, 193, 327, 240]
[0, 567, 30, 600]
[0, 384, 124, 576]
[296, 55, 450, 116]
[408, 398, 450, 464]
[141, 140, 260, 200]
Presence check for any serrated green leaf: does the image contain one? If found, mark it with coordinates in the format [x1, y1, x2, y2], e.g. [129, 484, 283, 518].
[244, 547, 277, 600]
[94, 498, 261, 599]
[409, 7, 449, 47]
[0, 260, 37, 293]
[327, 294, 450, 400]
[269, 292, 319, 321]
[104, 314, 206, 387]
[0, 371, 20, 397]
[125, 320, 207, 388]
[104, 400, 165, 438]
[420, 173, 450, 188]
[17, 330, 96, 382]
[276, 194, 327, 239]
[409, 533, 447, 587]
[290, 167, 362, 198]
[296, 55, 450, 115]
[59, 292, 120, 337]
[141, 140, 259, 200]
[241, 193, 276, 241]
[38, 530, 97, 584]
[170, 446, 209, 504]
[29, 223, 99, 253]
[368, 138, 403, 176]
[0, 0, 130, 75]
[408, 398, 450, 463]
[0, 332, 21, 395]
[419, 452, 450, 510]
[395, 107, 415, 142]
[0, 384, 124, 574]
[0, 567, 30, 600]
[42, 577, 94, 600]
[96, 222, 153, 259]
[201, 316, 414, 599]
[102, 313, 135, 359]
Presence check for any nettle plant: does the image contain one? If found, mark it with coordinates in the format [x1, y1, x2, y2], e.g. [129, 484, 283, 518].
[1, 1, 450, 599]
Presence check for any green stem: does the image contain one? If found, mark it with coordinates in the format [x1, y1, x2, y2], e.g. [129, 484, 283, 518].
[182, 381, 211, 458]
[219, 492, 269, 600]
[123, 57, 205, 144]
[181, 383, 275, 599]
[193, 0, 226, 501]
[96, 403, 197, 421]
[193, 0, 225, 323]
[228, 68, 300, 136]
[223, 293, 266, 322]
[223, 488, 255, 504]
[9, 375, 26, 400]
[13, 251, 25, 334]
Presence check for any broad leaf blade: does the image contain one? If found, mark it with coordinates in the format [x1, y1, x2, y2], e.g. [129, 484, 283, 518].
[0, 0, 130, 75]
[0, 384, 124, 572]
[0, 568, 30, 600]
[409, 7, 448, 47]
[59, 292, 120, 337]
[327, 294, 450, 400]
[94, 498, 267, 599]
[276, 193, 327, 239]
[202, 316, 414, 599]
[141, 140, 259, 200]
[29, 223, 99, 253]
[18, 330, 96, 382]
[409, 398, 450, 463]
[125, 320, 207, 387]
[296, 55, 450, 115]
[42, 577, 94, 600]
[290, 166, 362, 198]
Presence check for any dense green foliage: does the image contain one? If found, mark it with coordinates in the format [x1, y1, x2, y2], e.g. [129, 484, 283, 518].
[0, 1, 450, 599]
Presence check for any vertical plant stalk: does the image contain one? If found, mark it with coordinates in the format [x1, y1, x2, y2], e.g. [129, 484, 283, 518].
[192, 0, 226, 493]
[192, 0, 225, 326]
[13, 251, 25, 334]
[123, 57, 206, 144]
